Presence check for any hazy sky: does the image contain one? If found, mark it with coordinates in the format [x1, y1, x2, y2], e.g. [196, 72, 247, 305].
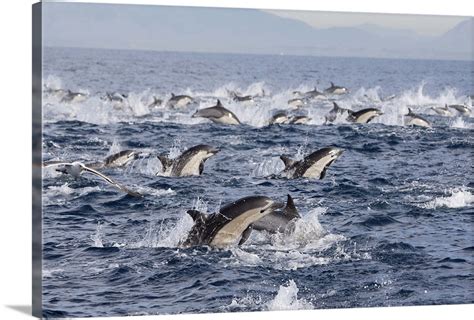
[267, 10, 466, 36]
[42, 3, 471, 60]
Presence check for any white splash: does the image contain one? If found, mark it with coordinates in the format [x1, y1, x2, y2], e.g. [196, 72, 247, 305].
[43, 76, 469, 128]
[227, 207, 348, 270]
[90, 222, 104, 248]
[107, 140, 122, 155]
[266, 280, 313, 311]
[251, 156, 284, 177]
[422, 187, 474, 209]
[130, 214, 194, 248]
[168, 138, 183, 159]
[450, 117, 472, 129]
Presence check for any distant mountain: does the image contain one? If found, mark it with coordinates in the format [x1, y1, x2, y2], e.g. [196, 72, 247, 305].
[436, 18, 473, 59]
[42, 3, 472, 61]
[356, 23, 417, 38]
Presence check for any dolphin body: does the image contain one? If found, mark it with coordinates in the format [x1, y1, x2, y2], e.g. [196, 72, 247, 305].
[288, 115, 311, 124]
[231, 92, 254, 102]
[87, 150, 140, 169]
[280, 147, 344, 179]
[167, 93, 193, 108]
[60, 90, 87, 103]
[325, 102, 353, 123]
[250, 194, 300, 234]
[269, 111, 290, 125]
[448, 104, 471, 115]
[405, 108, 431, 128]
[431, 104, 452, 117]
[348, 108, 384, 123]
[157, 144, 219, 177]
[305, 87, 326, 100]
[326, 102, 382, 124]
[324, 82, 348, 95]
[192, 100, 241, 125]
[287, 98, 307, 108]
[181, 196, 284, 248]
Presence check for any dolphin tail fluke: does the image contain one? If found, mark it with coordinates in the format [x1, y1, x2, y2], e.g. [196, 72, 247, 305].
[280, 155, 296, 169]
[157, 154, 173, 172]
[284, 194, 300, 219]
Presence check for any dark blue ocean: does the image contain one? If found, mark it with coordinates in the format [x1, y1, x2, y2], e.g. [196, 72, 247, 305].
[41, 47, 473, 318]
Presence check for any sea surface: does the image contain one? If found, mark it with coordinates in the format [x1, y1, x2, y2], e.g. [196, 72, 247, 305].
[41, 47, 473, 318]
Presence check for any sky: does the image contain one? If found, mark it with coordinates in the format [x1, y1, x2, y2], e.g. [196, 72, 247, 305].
[266, 10, 466, 36]
[41, 3, 472, 60]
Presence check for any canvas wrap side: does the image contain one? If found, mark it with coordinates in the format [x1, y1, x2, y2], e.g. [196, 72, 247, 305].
[32, 2, 43, 318]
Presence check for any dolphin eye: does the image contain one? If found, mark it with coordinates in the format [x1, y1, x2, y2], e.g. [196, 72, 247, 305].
[260, 209, 265, 213]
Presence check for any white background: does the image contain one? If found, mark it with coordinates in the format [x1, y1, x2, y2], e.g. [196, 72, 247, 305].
[0, 1, 472, 319]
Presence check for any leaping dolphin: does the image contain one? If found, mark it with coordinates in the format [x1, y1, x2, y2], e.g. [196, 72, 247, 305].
[431, 104, 452, 117]
[448, 104, 471, 115]
[192, 100, 241, 125]
[87, 150, 140, 169]
[280, 147, 344, 179]
[167, 93, 194, 109]
[305, 87, 326, 99]
[181, 196, 284, 248]
[404, 108, 431, 128]
[250, 194, 300, 235]
[157, 145, 219, 177]
[324, 82, 348, 95]
[325, 102, 353, 123]
[348, 108, 383, 124]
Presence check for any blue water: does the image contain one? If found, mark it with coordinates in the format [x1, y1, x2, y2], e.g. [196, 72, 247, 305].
[41, 47, 473, 318]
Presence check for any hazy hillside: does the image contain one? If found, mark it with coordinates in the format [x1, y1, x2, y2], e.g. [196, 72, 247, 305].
[42, 3, 473, 60]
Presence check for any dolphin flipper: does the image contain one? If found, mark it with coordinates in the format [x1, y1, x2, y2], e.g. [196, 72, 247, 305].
[238, 225, 253, 246]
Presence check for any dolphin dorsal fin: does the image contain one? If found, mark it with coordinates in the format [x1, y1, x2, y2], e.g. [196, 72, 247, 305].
[186, 209, 206, 222]
[280, 155, 296, 169]
[216, 99, 222, 107]
[171, 93, 175, 97]
[407, 108, 413, 115]
[157, 154, 173, 171]
[330, 82, 335, 87]
[283, 194, 300, 219]
[332, 102, 340, 110]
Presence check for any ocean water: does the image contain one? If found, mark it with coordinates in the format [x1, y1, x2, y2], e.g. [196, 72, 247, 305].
[41, 47, 473, 318]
